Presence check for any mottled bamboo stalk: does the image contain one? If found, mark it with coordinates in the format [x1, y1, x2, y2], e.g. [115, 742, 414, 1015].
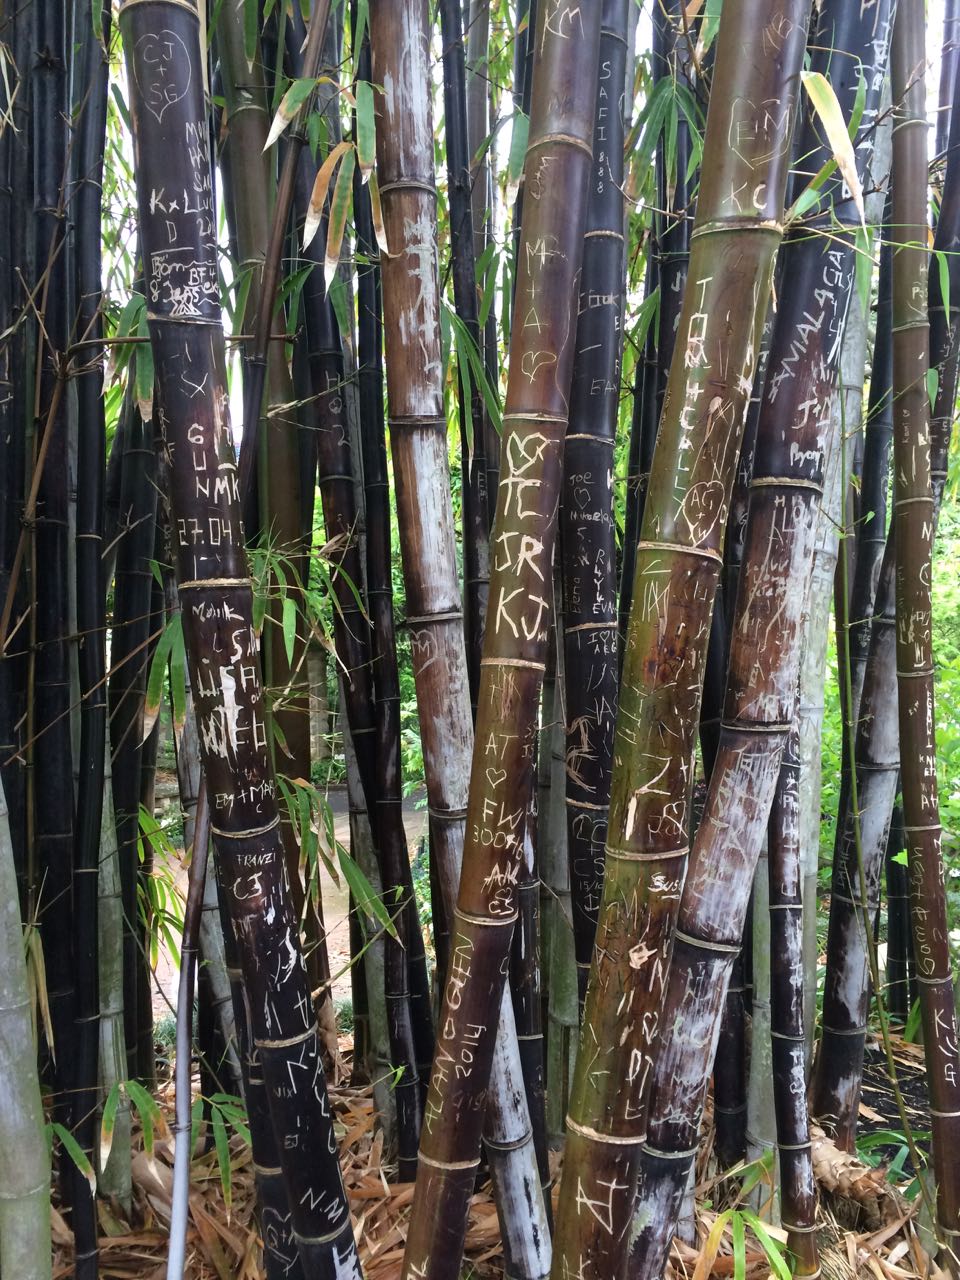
[551, 5, 809, 1274]
[889, 1, 960, 1251]
[119, 6, 359, 1274]
[625, 4, 891, 1273]
[370, 5, 550, 1275]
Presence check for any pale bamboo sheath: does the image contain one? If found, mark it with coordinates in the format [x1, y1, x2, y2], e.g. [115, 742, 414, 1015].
[370, 5, 550, 1277]
[0, 783, 50, 1280]
[551, 4, 808, 1275]
[118, 6, 358, 1275]
[890, 0, 960, 1253]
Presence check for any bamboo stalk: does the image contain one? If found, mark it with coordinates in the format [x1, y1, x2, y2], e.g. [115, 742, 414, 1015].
[889, 0, 960, 1252]
[561, 0, 628, 1008]
[399, 6, 602, 1275]
[552, 3, 809, 1273]
[370, 5, 551, 1275]
[118, 6, 360, 1274]
[625, 3, 893, 1272]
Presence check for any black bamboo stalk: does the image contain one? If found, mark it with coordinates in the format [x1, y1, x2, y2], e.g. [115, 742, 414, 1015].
[624, 2, 894, 1271]
[71, 4, 111, 1271]
[440, 0, 492, 714]
[768, 721, 819, 1275]
[889, 2, 960, 1249]
[32, 0, 76, 1140]
[561, 0, 628, 1007]
[884, 803, 911, 1025]
[118, 5, 360, 1274]
[108, 391, 157, 1083]
[938, 0, 960, 159]
[552, 2, 809, 1272]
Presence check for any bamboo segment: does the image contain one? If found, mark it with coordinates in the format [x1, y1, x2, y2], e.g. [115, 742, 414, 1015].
[370, 6, 550, 1275]
[889, 1, 960, 1253]
[622, 4, 893, 1275]
[561, 0, 628, 1008]
[551, 4, 808, 1275]
[398, 1, 603, 1269]
[767, 724, 818, 1275]
[117, 6, 359, 1275]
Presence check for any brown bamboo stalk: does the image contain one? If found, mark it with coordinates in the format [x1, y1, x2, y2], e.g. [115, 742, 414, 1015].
[369, 4, 550, 1274]
[118, 6, 359, 1274]
[550, 3, 809, 1274]
[889, 0, 960, 1253]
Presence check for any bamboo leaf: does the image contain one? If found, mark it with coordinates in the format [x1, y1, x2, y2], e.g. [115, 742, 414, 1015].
[135, 307, 154, 423]
[692, 1211, 730, 1280]
[801, 69, 866, 227]
[142, 622, 174, 746]
[265, 76, 316, 149]
[242, 0, 258, 67]
[731, 1210, 746, 1280]
[339, 846, 399, 940]
[168, 614, 187, 742]
[211, 1104, 232, 1216]
[281, 595, 297, 667]
[741, 1211, 792, 1280]
[367, 170, 392, 256]
[355, 80, 376, 182]
[92, 0, 106, 49]
[302, 139, 352, 250]
[935, 247, 951, 323]
[324, 148, 356, 292]
[927, 367, 939, 409]
[49, 1123, 97, 1196]
[506, 110, 529, 203]
[99, 1081, 121, 1170]
[124, 1078, 163, 1157]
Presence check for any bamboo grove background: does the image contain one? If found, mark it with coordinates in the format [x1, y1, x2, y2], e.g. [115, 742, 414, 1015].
[3, 0, 960, 1278]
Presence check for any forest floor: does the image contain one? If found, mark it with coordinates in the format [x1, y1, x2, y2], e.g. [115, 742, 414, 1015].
[50, 1029, 946, 1280]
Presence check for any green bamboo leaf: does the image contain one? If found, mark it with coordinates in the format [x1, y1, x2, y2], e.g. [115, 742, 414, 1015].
[302, 138, 352, 250]
[731, 1209, 746, 1280]
[265, 76, 316, 149]
[168, 613, 187, 741]
[124, 1078, 161, 1157]
[142, 622, 174, 746]
[92, 0, 106, 49]
[740, 1211, 792, 1280]
[281, 595, 297, 667]
[99, 1081, 121, 1171]
[507, 110, 529, 202]
[49, 1123, 97, 1196]
[927, 367, 939, 410]
[135, 306, 154, 423]
[242, 0, 258, 67]
[338, 846, 399, 940]
[355, 80, 376, 182]
[212, 1104, 232, 1216]
[801, 69, 866, 227]
[324, 148, 356, 292]
[935, 247, 951, 323]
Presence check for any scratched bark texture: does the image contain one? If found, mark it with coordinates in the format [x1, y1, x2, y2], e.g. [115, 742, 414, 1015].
[550, 5, 807, 1276]
[813, 10, 960, 1152]
[624, 3, 893, 1276]
[118, 5, 359, 1276]
[369, 5, 550, 1277]
[889, 0, 960, 1254]
[397, 5, 602, 1277]
[561, 0, 628, 1008]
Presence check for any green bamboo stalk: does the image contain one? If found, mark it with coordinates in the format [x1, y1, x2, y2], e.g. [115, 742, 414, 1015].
[889, 0, 960, 1252]
[551, 4, 809, 1273]
[118, 6, 359, 1274]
